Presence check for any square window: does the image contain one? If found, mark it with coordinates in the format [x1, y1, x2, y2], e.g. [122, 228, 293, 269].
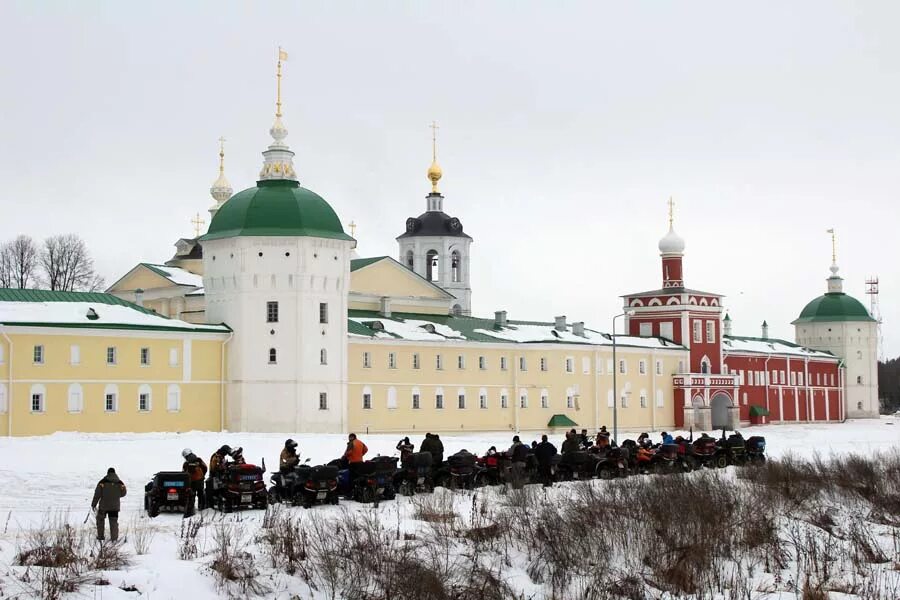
[139, 393, 150, 412]
[639, 322, 652, 337]
[319, 302, 328, 324]
[660, 322, 674, 341]
[106, 346, 116, 365]
[140, 347, 150, 366]
[266, 301, 279, 323]
[319, 392, 328, 410]
[33, 345, 44, 364]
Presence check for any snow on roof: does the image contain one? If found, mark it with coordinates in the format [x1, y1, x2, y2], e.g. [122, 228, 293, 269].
[0, 300, 228, 333]
[723, 336, 835, 359]
[349, 317, 466, 341]
[476, 324, 682, 349]
[144, 264, 204, 288]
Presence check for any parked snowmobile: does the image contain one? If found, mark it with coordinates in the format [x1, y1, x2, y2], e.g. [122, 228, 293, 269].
[144, 471, 194, 517]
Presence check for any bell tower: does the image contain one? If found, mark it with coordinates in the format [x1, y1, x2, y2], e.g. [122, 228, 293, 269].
[396, 122, 473, 315]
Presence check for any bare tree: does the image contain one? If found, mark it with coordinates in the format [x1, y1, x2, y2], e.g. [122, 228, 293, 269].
[39, 234, 105, 292]
[0, 235, 40, 289]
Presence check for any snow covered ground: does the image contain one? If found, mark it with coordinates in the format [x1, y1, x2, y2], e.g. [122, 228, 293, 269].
[0, 418, 896, 598]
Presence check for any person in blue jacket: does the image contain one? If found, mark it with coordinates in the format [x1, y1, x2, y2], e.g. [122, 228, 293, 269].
[661, 431, 674, 445]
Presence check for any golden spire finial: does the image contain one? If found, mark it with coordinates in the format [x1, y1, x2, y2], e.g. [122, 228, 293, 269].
[427, 120, 443, 193]
[348, 220, 357, 238]
[217, 136, 226, 174]
[276, 47, 288, 118]
[668, 196, 675, 228]
[827, 228, 836, 264]
[192, 213, 206, 237]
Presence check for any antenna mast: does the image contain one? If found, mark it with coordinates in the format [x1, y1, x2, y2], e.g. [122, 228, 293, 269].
[865, 276, 883, 361]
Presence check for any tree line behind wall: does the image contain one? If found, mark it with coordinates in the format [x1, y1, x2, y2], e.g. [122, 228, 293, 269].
[0, 234, 104, 292]
[878, 358, 900, 413]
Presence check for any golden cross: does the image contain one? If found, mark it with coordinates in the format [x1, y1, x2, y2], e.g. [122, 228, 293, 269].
[348, 220, 357, 238]
[668, 196, 675, 228]
[192, 213, 206, 237]
[276, 47, 286, 118]
[827, 228, 836, 263]
[429, 120, 439, 161]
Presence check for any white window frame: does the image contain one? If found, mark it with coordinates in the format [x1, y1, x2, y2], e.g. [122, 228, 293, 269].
[606, 359, 614, 374]
[363, 352, 371, 368]
[656, 389, 664, 408]
[479, 356, 486, 370]
[412, 353, 420, 369]
[435, 388, 444, 410]
[140, 347, 150, 366]
[30, 384, 46, 413]
[362, 387, 372, 410]
[104, 384, 119, 413]
[457, 389, 466, 410]
[436, 354, 443, 370]
[33, 345, 44, 365]
[519, 357, 527, 371]
[619, 359, 627, 374]
[138, 384, 152, 412]
[565, 357, 574, 374]
[457, 355, 465, 370]
[269, 348, 277, 364]
[621, 391, 628, 408]
[320, 348, 328, 365]
[582, 357, 590, 375]
[566, 389, 574, 409]
[70, 345, 80, 366]
[519, 390, 528, 409]
[500, 356, 508, 371]
[167, 384, 181, 412]
[607, 389, 614, 408]
[0, 343, 4, 364]
[660, 322, 674, 341]
[693, 321, 702, 343]
[387, 387, 398, 409]
[0, 383, 6, 413]
[106, 346, 116, 365]
[319, 392, 328, 410]
[412, 387, 421, 410]
[706, 321, 715, 343]
[639, 322, 652, 337]
[639, 360, 646, 375]
[655, 360, 662, 375]
[540, 357, 548, 372]
[640, 391, 647, 408]
[479, 388, 487, 409]
[540, 389, 549, 409]
[388, 352, 397, 369]
[319, 302, 328, 324]
[500, 390, 509, 409]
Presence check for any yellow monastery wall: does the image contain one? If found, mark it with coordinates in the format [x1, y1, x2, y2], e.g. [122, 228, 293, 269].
[0, 329, 224, 436]
[347, 340, 684, 435]
[350, 261, 448, 300]
[108, 268, 172, 293]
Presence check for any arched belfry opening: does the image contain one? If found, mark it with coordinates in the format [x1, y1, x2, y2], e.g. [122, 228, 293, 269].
[426, 250, 439, 282]
[451, 250, 461, 283]
[405, 250, 414, 270]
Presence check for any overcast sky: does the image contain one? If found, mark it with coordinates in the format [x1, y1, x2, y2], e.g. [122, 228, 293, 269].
[1, 1, 897, 355]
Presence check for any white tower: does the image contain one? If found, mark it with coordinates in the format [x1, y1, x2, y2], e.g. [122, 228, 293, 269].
[396, 123, 473, 315]
[793, 230, 879, 418]
[201, 50, 355, 433]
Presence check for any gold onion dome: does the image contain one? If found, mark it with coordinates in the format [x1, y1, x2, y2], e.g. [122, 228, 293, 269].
[427, 160, 442, 193]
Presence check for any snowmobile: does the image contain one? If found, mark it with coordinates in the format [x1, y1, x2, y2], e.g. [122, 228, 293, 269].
[144, 471, 194, 517]
[395, 451, 434, 496]
[211, 461, 268, 512]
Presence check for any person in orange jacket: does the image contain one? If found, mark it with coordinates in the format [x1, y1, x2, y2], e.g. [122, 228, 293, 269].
[344, 433, 368, 464]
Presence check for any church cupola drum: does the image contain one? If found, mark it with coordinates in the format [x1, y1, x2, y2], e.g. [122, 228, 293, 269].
[397, 122, 473, 316]
[659, 197, 686, 288]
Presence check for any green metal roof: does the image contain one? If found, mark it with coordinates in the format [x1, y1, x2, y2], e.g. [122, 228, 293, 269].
[350, 256, 389, 272]
[548, 414, 578, 427]
[0, 288, 155, 311]
[792, 293, 875, 324]
[201, 179, 354, 242]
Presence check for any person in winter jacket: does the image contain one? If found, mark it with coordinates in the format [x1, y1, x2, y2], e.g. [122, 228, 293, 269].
[280, 439, 300, 472]
[91, 468, 127, 542]
[534, 435, 558, 487]
[579, 429, 591, 449]
[229, 447, 246, 465]
[395, 437, 414, 462]
[661, 432, 674, 445]
[596, 432, 610, 449]
[506, 436, 528, 487]
[182, 449, 208, 510]
[420, 433, 444, 465]
[344, 433, 368, 463]
[561, 431, 581, 454]
[209, 445, 232, 476]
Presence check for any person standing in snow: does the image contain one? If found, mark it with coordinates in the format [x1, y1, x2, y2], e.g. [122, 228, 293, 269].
[395, 437, 414, 462]
[661, 431, 674, 445]
[91, 467, 127, 542]
[182, 449, 208, 510]
[534, 435, 558, 487]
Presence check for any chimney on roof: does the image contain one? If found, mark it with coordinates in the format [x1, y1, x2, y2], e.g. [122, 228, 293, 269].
[554, 316, 567, 332]
[134, 288, 144, 307]
[573, 321, 585, 337]
[494, 310, 507, 328]
[379, 297, 392, 318]
[761, 320, 769, 340]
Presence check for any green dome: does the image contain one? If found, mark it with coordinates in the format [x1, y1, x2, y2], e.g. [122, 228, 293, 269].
[793, 292, 875, 324]
[202, 179, 352, 241]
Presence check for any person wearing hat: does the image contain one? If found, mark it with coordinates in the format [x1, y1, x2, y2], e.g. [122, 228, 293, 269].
[91, 467, 127, 542]
[280, 439, 300, 472]
[181, 448, 208, 511]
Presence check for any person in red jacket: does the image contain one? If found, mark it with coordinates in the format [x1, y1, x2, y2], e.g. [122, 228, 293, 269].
[344, 433, 368, 463]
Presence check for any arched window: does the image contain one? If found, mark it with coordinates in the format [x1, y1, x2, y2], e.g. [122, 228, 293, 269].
[269, 348, 277, 364]
[479, 388, 488, 409]
[67, 383, 83, 413]
[700, 356, 711, 374]
[362, 386, 373, 410]
[451, 250, 461, 283]
[500, 388, 509, 409]
[435, 387, 444, 409]
[387, 387, 397, 409]
[519, 389, 528, 409]
[457, 387, 466, 409]
[452, 304, 462, 316]
[566, 388, 574, 409]
[639, 390, 648, 408]
[426, 249, 439, 282]
[411, 387, 421, 410]
[405, 250, 414, 270]
[320, 348, 327, 365]
[167, 384, 181, 412]
[138, 384, 152, 412]
[540, 389, 549, 409]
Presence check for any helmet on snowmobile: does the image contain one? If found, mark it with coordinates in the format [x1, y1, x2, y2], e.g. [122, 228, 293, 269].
[181, 448, 193, 459]
[230, 446, 244, 460]
[284, 438, 297, 450]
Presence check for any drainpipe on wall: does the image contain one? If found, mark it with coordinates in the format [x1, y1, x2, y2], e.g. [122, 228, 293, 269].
[220, 331, 234, 432]
[593, 348, 600, 432]
[763, 355, 771, 425]
[0, 327, 12, 437]
[513, 353, 519, 433]
[650, 349, 657, 433]
[804, 356, 811, 421]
